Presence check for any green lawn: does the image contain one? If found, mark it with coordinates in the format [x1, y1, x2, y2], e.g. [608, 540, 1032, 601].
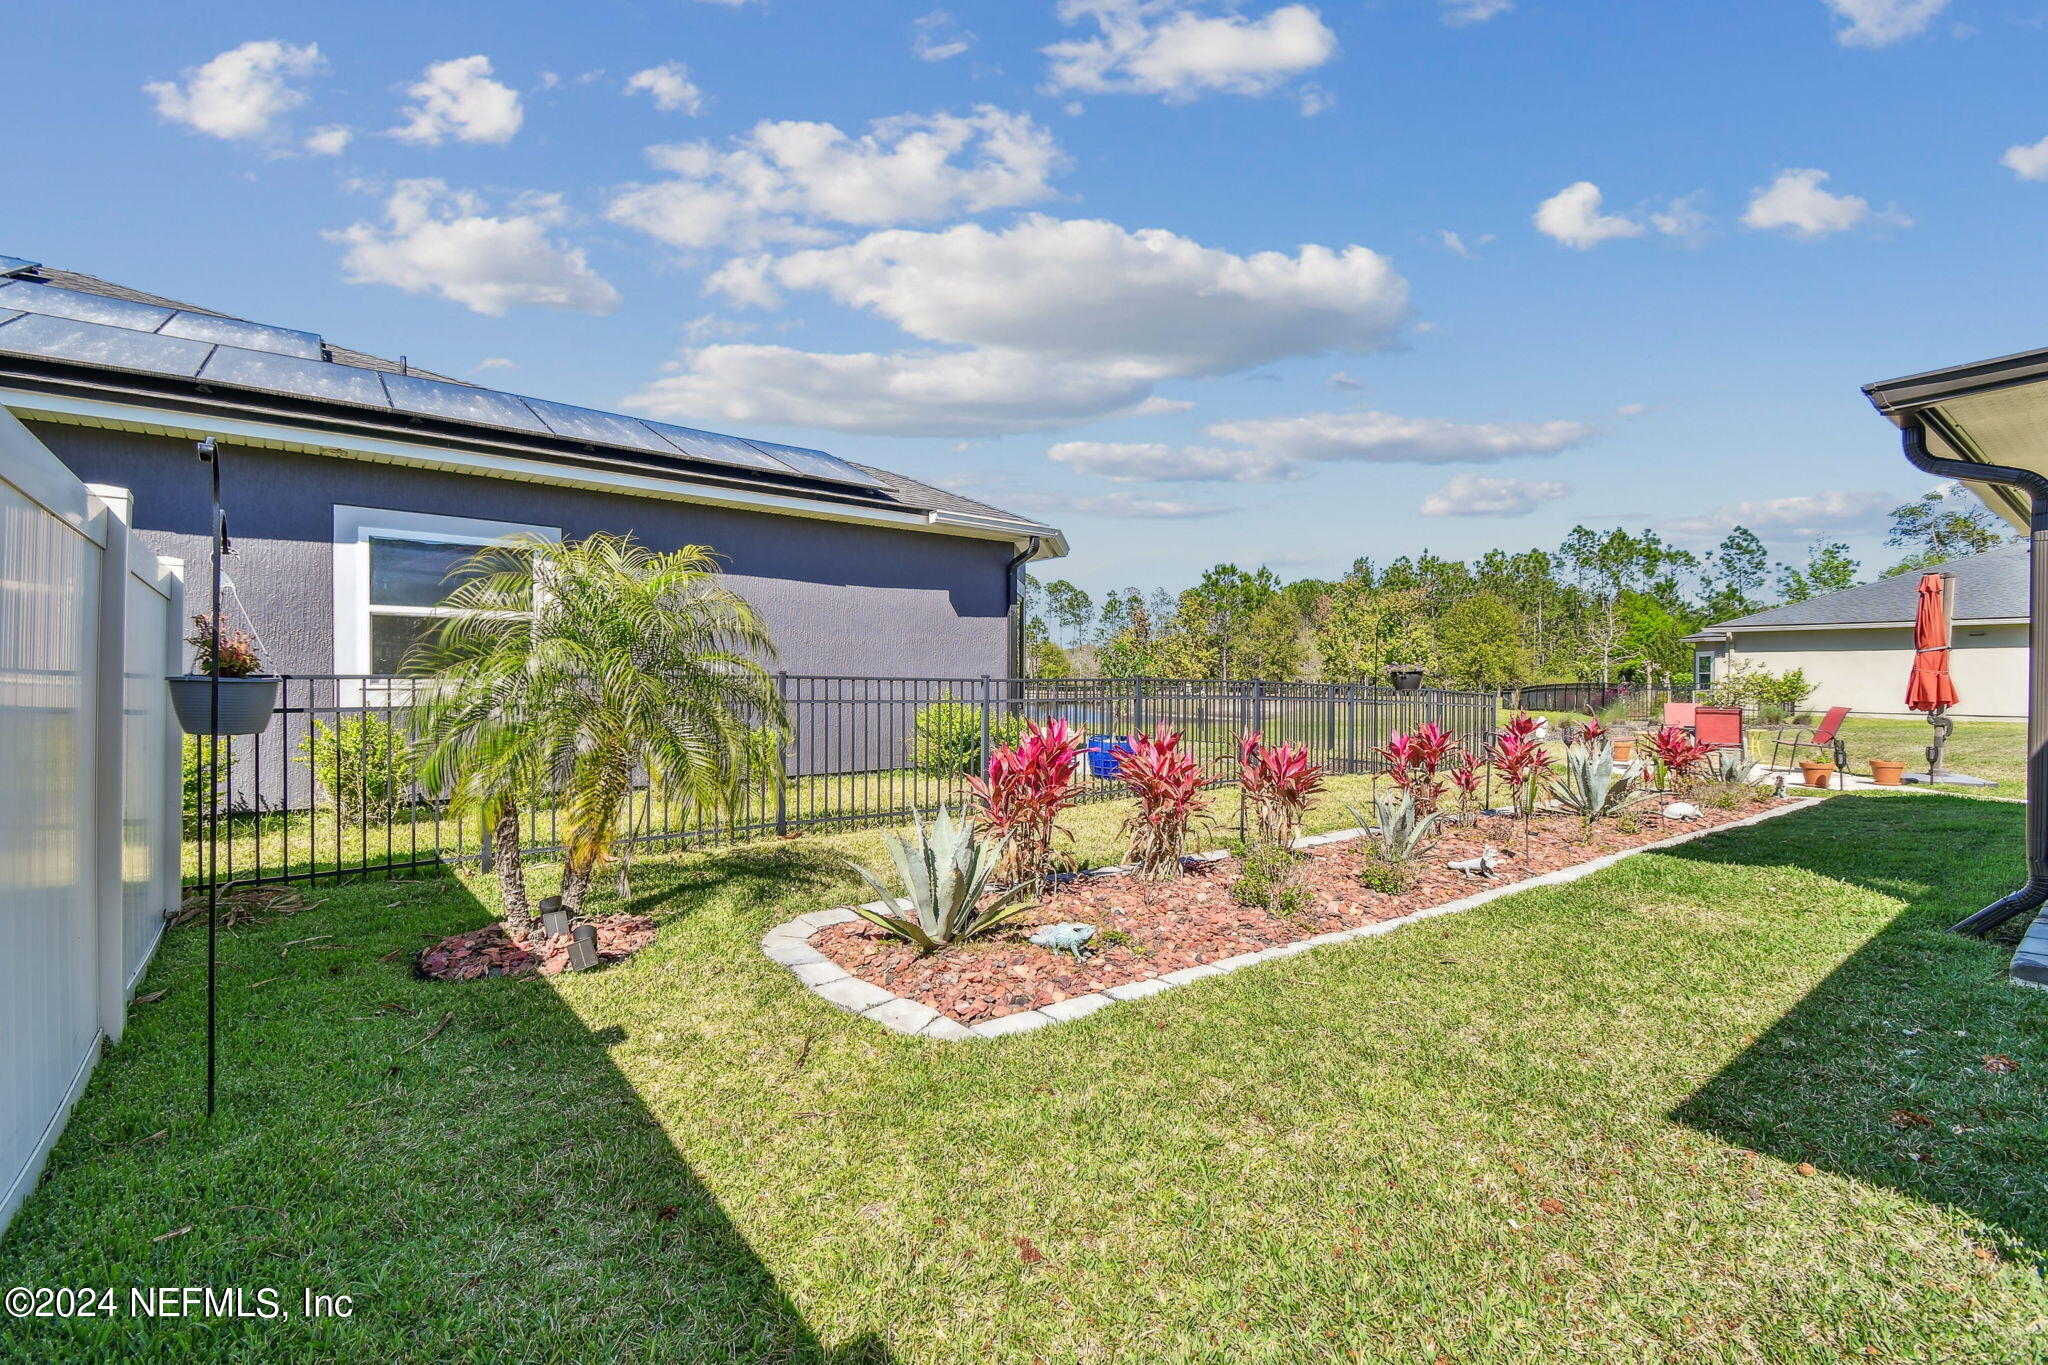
[6, 794, 2047, 1363]
[1830, 717, 2027, 798]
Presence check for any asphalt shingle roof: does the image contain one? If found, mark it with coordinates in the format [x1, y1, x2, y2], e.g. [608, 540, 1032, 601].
[1708, 541, 2027, 630]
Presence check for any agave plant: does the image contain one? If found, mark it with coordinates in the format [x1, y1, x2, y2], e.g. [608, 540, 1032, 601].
[1547, 740, 1650, 827]
[845, 807, 1032, 951]
[1350, 790, 1444, 867]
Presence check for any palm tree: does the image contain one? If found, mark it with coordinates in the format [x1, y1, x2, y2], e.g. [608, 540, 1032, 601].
[412, 534, 783, 925]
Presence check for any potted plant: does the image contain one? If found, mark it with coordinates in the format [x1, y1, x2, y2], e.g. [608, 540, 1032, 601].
[168, 614, 279, 736]
[1386, 664, 1425, 693]
[1796, 759, 1838, 791]
[1868, 757, 1906, 786]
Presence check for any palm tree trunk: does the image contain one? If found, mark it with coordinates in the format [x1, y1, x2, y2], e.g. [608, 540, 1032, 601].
[561, 862, 593, 915]
[495, 804, 533, 938]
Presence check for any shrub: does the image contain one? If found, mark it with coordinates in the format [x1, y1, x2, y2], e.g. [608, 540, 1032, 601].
[184, 613, 264, 676]
[1486, 714, 1555, 817]
[1356, 855, 1410, 895]
[1237, 730, 1325, 847]
[846, 807, 1030, 950]
[181, 734, 233, 827]
[296, 715, 415, 820]
[912, 700, 1025, 777]
[1641, 725, 1713, 792]
[1115, 723, 1213, 879]
[1375, 722, 1459, 816]
[1230, 840, 1310, 917]
[1447, 756, 1484, 822]
[1701, 659, 1812, 717]
[968, 717, 1086, 886]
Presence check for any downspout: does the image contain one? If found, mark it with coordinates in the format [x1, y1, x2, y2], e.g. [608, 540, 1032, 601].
[1899, 421, 2048, 936]
[1004, 536, 1041, 679]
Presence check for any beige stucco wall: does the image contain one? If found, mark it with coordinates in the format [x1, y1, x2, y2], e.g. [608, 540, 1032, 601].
[1707, 624, 2026, 721]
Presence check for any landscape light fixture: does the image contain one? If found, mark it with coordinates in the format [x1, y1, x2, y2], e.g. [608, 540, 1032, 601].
[567, 925, 600, 972]
[540, 896, 572, 939]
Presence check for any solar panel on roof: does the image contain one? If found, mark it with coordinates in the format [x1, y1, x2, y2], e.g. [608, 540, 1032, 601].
[382, 372, 551, 434]
[162, 312, 323, 360]
[199, 346, 391, 407]
[638, 419, 799, 473]
[0, 312, 214, 378]
[0, 279, 175, 332]
[0, 257, 38, 277]
[743, 438, 888, 490]
[521, 397, 674, 455]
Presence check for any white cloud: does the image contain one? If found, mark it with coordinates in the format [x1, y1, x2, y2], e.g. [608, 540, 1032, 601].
[145, 40, 325, 144]
[625, 62, 705, 115]
[328, 180, 621, 316]
[1823, 0, 1949, 48]
[1741, 168, 1908, 237]
[1327, 370, 1363, 391]
[715, 215, 1409, 379]
[626, 346, 1154, 437]
[1044, 0, 1337, 105]
[913, 10, 976, 61]
[472, 357, 517, 372]
[389, 55, 524, 145]
[1015, 489, 1233, 519]
[1648, 192, 1711, 245]
[1439, 0, 1512, 25]
[1615, 402, 1649, 416]
[303, 125, 352, 156]
[2002, 135, 2048, 182]
[1420, 474, 1569, 517]
[1050, 409, 1594, 483]
[1533, 181, 1647, 250]
[1663, 489, 1895, 544]
[607, 106, 1064, 251]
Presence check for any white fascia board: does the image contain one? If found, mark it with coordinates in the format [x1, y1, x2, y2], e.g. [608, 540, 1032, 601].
[1721, 618, 2027, 634]
[0, 387, 1065, 555]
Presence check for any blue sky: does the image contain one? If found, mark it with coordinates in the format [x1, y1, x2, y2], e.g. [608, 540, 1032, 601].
[7, 0, 2047, 596]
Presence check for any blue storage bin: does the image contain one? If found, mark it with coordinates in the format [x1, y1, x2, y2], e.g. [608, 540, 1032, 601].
[1086, 733, 1134, 779]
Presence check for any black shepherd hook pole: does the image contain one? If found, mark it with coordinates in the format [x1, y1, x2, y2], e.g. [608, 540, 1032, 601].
[198, 437, 222, 1117]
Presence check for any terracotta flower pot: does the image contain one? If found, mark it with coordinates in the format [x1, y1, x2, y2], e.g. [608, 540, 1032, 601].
[1868, 760, 1905, 787]
[1612, 740, 1633, 762]
[1796, 760, 1838, 791]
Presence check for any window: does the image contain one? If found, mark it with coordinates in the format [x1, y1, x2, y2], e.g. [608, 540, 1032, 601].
[333, 506, 559, 675]
[1693, 650, 1715, 693]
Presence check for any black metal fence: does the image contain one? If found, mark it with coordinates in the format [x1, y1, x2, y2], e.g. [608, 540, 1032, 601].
[1509, 681, 1694, 725]
[184, 673, 1498, 889]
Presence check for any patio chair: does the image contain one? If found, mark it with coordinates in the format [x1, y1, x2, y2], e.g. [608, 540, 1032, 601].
[1692, 706, 1746, 760]
[1662, 701, 1698, 731]
[1769, 705, 1851, 774]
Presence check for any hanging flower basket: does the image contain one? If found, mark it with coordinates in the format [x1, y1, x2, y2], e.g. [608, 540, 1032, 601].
[167, 675, 279, 736]
[1386, 665, 1425, 693]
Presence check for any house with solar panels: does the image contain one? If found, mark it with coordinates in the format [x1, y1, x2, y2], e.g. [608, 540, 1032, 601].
[0, 254, 1065, 680]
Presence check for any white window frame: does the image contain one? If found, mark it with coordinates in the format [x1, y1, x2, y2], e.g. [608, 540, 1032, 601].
[333, 505, 559, 675]
[1693, 649, 1715, 693]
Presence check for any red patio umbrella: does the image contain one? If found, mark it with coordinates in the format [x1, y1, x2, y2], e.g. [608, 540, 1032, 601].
[1906, 572, 1959, 713]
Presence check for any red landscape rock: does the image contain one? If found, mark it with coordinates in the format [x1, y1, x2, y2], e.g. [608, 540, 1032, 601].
[417, 914, 658, 982]
[812, 801, 1794, 1025]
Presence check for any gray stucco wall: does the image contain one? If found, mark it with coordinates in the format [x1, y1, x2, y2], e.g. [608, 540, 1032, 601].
[30, 421, 1014, 680]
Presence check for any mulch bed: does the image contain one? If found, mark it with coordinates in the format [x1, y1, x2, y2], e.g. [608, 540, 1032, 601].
[812, 799, 1798, 1024]
[417, 914, 658, 982]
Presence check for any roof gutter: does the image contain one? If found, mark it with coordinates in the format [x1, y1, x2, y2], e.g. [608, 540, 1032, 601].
[1005, 536, 1040, 678]
[1898, 417, 2048, 945]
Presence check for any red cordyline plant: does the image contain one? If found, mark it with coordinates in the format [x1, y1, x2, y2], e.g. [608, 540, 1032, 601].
[1375, 721, 1458, 816]
[1641, 724, 1713, 791]
[1486, 715, 1556, 817]
[1116, 724, 1213, 878]
[1447, 755, 1484, 823]
[1238, 730, 1326, 847]
[968, 717, 1085, 886]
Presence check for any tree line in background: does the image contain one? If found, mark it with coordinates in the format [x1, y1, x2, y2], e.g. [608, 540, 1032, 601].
[1025, 483, 2016, 688]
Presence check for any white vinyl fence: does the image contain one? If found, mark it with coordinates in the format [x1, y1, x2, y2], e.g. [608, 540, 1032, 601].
[0, 409, 183, 1237]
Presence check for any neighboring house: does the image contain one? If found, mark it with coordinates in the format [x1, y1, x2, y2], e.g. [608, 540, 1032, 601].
[1683, 542, 2025, 721]
[0, 254, 1065, 680]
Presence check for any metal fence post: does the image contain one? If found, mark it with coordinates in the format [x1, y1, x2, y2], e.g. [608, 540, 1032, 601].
[1251, 679, 1265, 739]
[774, 671, 790, 838]
[1132, 675, 1146, 737]
[979, 674, 993, 774]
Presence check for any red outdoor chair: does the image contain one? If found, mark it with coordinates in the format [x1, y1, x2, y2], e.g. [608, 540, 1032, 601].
[1663, 701, 1698, 730]
[1692, 707, 1746, 759]
[1770, 706, 1851, 773]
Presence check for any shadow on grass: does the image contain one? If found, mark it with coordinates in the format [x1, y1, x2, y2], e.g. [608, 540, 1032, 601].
[617, 839, 851, 921]
[1666, 794, 2048, 1255]
[0, 869, 894, 1363]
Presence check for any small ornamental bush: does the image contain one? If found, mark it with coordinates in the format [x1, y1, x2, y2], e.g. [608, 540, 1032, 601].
[185, 613, 264, 677]
[912, 700, 1025, 777]
[1376, 722, 1458, 816]
[1486, 714, 1555, 817]
[1447, 756, 1484, 822]
[968, 717, 1086, 886]
[1237, 730, 1325, 847]
[1641, 725, 1714, 792]
[1115, 723, 1213, 879]
[1230, 840, 1310, 917]
[1356, 855, 1411, 895]
[297, 715, 416, 821]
